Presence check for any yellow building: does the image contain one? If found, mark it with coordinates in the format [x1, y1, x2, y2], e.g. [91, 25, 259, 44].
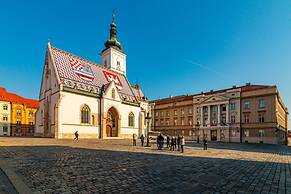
[0, 87, 39, 136]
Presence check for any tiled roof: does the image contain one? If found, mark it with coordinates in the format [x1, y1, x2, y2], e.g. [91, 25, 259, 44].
[49, 46, 139, 103]
[0, 87, 39, 108]
[151, 84, 273, 104]
[131, 84, 146, 101]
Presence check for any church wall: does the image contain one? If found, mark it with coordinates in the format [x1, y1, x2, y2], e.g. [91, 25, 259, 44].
[58, 91, 100, 139]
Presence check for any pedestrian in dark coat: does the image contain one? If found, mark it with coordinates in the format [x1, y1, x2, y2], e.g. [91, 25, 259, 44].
[74, 131, 79, 140]
[140, 134, 145, 146]
[166, 136, 170, 148]
[177, 135, 181, 151]
[174, 136, 177, 149]
[170, 137, 175, 151]
[203, 138, 208, 150]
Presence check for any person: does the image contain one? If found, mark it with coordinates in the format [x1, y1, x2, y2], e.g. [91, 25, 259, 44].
[74, 131, 79, 140]
[170, 136, 175, 151]
[156, 135, 160, 149]
[160, 134, 164, 149]
[166, 135, 170, 148]
[181, 136, 185, 153]
[203, 137, 208, 150]
[174, 136, 177, 149]
[133, 134, 137, 146]
[140, 134, 145, 146]
[177, 135, 181, 151]
[197, 136, 200, 144]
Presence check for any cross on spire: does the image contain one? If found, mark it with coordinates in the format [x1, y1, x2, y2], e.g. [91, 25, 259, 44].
[112, 10, 116, 23]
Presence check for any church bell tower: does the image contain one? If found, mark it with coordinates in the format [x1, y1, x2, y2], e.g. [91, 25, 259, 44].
[100, 12, 127, 76]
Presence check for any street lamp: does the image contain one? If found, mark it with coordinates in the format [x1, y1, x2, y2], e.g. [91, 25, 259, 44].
[145, 112, 151, 147]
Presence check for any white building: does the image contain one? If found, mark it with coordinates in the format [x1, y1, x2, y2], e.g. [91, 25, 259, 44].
[0, 100, 11, 136]
[35, 18, 149, 139]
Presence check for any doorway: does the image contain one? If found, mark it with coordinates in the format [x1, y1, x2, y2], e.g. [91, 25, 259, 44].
[106, 107, 118, 137]
[211, 130, 217, 141]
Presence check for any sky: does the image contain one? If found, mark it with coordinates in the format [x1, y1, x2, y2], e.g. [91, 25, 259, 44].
[0, 0, 290, 127]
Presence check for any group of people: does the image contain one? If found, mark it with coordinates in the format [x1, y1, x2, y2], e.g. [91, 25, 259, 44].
[166, 135, 185, 153]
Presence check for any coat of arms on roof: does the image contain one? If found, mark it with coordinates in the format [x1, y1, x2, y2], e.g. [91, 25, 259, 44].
[69, 58, 94, 82]
[103, 70, 123, 90]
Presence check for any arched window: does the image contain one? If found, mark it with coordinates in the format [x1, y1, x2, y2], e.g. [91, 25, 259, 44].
[128, 112, 135, 127]
[81, 105, 90, 124]
[111, 89, 115, 99]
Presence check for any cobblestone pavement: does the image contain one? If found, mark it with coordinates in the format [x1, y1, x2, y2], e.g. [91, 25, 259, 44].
[0, 168, 18, 194]
[0, 137, 291, 194]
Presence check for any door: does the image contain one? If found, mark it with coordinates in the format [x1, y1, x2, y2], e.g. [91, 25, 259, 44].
[211, 130, 217, 141]
[106, 125, 112, 137]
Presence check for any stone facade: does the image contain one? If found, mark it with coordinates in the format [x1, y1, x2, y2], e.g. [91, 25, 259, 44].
[150, 84, 288, 145]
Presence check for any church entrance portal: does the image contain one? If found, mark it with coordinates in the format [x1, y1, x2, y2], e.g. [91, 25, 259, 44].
[106, 107, 118, 137]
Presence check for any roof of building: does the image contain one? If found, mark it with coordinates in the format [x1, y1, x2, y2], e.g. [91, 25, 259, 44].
[48, 45, 146, 103]
[0, 87, 39, 108]
[151, 84, 274, 104]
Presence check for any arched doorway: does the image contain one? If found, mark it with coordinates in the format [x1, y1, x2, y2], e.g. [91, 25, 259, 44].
[106, 107, 118, 137]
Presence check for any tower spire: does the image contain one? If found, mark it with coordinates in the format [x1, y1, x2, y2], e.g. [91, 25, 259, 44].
[103, 10, 122, 52]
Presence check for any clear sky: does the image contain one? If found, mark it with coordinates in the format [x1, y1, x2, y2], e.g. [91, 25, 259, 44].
[0, 0, 290, 127]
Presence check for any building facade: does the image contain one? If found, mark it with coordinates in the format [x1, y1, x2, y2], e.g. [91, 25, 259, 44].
[0, 87, 39, 136]
[35, 18, 149, 139]
[151, 84, 289, 145]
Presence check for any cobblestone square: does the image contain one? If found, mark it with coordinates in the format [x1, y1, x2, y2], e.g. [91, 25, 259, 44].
[0, 137, 291, 194]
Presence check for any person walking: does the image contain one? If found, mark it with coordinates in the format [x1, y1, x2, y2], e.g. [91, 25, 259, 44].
[133, 134, 137, 146]
[166, 135, 170, 148]
[140, 134, 145, 146]
[203, 137, 208, 150]
[177, 135, 181, 151]
[181, 136, 185, 153]
[174, 136, 177, 149]
[170, 136, 175, 151]
[74, 131, 79, 140]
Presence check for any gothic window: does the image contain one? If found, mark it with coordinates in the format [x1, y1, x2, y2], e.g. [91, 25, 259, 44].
[112, 89, 116, 99]
[81, 105, 90, 124]
[128, 112, 135, 127]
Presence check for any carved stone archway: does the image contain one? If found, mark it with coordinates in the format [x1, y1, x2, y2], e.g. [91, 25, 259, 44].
[102, 107, 120, 138]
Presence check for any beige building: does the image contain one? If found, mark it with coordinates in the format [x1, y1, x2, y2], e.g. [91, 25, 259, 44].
[0, 100, 11, 136]
[150, 84, 289, 145]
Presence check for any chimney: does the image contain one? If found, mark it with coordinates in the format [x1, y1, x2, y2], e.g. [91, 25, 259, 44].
[246, 82, 251, 86]
[232, 85, 236, 88]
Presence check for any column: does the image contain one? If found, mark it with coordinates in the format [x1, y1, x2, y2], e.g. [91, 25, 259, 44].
[226, 104, 229, 125]
[217, 104, 221, 126]
[207, 105, 211, 126]
[200, 106, 203, 126]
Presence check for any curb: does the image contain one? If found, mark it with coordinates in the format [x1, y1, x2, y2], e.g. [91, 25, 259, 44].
[0, 160, 32, 194]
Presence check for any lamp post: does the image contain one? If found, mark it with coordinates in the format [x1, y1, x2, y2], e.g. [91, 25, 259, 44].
[145, 112, 151, 147]
[195, 124, 200, 144]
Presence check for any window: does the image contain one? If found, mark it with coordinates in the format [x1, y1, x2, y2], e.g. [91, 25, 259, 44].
[188, 118, 192, 126]
[3, 104, 8, 110]
[259, 129, 264, 137]
[244, 102, 250, 109]
[29, 121, 34, 125]
[166, 119, 170, 126]
[128, 112, 135, 127]
[16, 119, 21, 125]
[174, 110, 177, 116]
[259, 114, 265, 123]
[155, 120, 158, 126]
[258, 99, 266, 108]
[196, 107, 200, 113]
[222, 105, 226, 112]
[244, 113, 250, 123]
[174, 118, 177, 126]
[3, 126, 8, 133]
[16, 109, 21, 116]
[232, 129, 236, 136]
[244, 129, 249, 137]
[3, 114, 8, 121]
[231, 115, 236, 124]
[188, 108, 192, 115]
[81, 105, 90, 124]
[230, 103, 236, 110]
[111, 89, 116, 99]
[155, 112, 158, 117]
[166, 111, 169, 117]
[160, 111, 164, 117]
[211, 106, 217, 112]
[29, 111, 33, 116]
[181, 118, 184, 126]
[160, 119, 164, 126]
[181, 109, 184, 115]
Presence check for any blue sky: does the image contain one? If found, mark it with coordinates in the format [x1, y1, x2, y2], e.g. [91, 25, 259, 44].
[0, 0, 290, 126]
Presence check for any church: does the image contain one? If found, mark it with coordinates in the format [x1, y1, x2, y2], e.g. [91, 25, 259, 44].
[35, 17, 149, 139]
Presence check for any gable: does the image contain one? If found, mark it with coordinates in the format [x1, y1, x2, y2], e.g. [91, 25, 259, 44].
[103, 81, 121, 102]
[200, 94, 229, 104]
[48, 45, 139, 104]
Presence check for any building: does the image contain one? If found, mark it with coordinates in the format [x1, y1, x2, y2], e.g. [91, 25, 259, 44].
[150, 84, 289, 145]
[35, 17, 149, 139]
[0, 87, 39, 136]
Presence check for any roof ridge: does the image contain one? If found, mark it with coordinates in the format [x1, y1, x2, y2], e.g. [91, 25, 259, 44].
[50, 46, 125, 77]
